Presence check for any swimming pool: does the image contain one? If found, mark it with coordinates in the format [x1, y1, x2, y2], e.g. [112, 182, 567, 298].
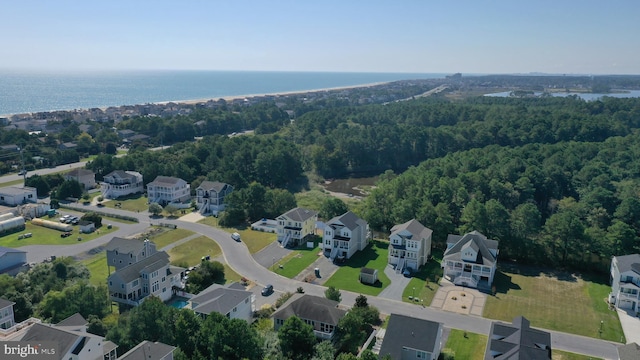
[167, 297, 189, 309]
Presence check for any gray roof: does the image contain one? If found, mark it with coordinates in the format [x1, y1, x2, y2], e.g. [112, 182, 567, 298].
[118, 341, 175, 360]
[614, 254, 640, 275]
[190, 284, 252, 316]
[21, 323, 81, 357]
[0, 297, 15, 308]
[390, 219, 432, 240]
[56, 313, 87, 327]
[65, 168, 94, 177]
[361, 267, 377, 275]
[272, 294, 346, 326]
[110, 251, 169, 284]
[444, 231, 498, 266]
[105, 237, 149, 254]
[618, 342, 640, 360]
[281, 207, 318, 222]
[104, 170, 140, 181]
[327, 211, 366, 231]
[484, 316, 551, 360]
[149, 176, 184, 186]
[378, 313, 442, 359]
[0, 246, 27, 257]
[0, 186, 36, 195]
[198, 180, 230, 192]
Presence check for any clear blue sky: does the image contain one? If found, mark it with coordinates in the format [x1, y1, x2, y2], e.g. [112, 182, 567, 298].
[2, 0, 639, 74]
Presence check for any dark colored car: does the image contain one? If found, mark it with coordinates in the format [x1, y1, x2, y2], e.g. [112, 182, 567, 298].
[261, 284, 274, 296]
[403, 268, 412, 278]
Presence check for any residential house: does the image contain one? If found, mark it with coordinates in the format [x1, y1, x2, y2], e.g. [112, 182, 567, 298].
[377, 313, 443, 360]
[146, 176, 191, 206]
[118, 341, 175, 360]
[272, 294, 346, 340]
[0, 186, 37, 206]
[117, 129, 136, 139]
[618, 342, 640, 360]
[0, 246, 27, 274]
[107, 251, 184, 306]
[105, 237, 157, 272]
[276, 207, 318, 248]
[195, 181, 233, 216]
[442, 230, 498, 290]
[58, 142, 78, 150]
[609, 254, 640, 311]
[101, 170, 144, 199]
[0, 298, 15, 330]
[484, 316, 551, 360]
[322, 211, 370, 261]
[64, 168, 96, 190]
[388, 219, 432, 274]
[189, 283, 254, 322]
[78, 220, 95, 234]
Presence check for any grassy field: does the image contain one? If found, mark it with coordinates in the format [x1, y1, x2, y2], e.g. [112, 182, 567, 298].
[149, 228, 195, 249]
[323, 240, 391, 296]
[168, 236, 222, 267]
[441, 329, 487, 360]
[101, 195, 149, 212]
[198, 216, 276, 254]
[274, 245, 323, 279]
[81, 253, 108, 286]
[223, 263, 243, 284]
[483, 265, 624, 342]
[401, 250, 443, 305]
[0, 221, 118, 248]
[294, 187, 329, 212]
[0, 179, 26, 187]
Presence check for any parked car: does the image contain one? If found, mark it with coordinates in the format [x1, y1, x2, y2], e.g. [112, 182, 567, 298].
[18, 170, 27, 176]
[261, 284, 274, 296]
[231, 232, 241, 242]
[403, 268, 413, 278]
[60, 232, 72, 238]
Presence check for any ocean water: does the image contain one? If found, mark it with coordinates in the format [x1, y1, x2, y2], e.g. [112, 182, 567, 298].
[0, 70, 444, 115]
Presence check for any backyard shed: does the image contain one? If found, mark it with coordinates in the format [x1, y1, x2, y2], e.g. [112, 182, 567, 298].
[79, 220, 95, 233]
[359, 267, 378, 285]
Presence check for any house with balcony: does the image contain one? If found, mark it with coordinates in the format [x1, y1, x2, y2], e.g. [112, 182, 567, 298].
[107, 251, 184, 307]
[273, 294, 346, 341]
[100, 170, 144, 199]
[442, 230, 498, 290]
[195, 181, 233, 216]
[388, 219, 432, 274]
[64, 168, 96, 190]
[322, 211, 369, 261]
[609, 254, 640, 312]
[377, 313, 443, 360]
[146, 176, 191, 206]
[276, 207, 318, 248]
[190, 283, 254, 322]
[105, 237, 157, 272]
[0, 298, 15, 330]
[484, 316, 551, 360]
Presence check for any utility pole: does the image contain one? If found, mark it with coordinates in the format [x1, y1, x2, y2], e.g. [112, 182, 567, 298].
[18, 147, 26, 181]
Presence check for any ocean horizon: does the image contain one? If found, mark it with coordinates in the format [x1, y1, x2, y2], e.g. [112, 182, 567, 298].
[0, 70, 445, 116]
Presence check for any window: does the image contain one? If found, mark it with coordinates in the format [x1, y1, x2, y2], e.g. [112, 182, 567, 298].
[416, 350, 427, 358]
[233, 307, 237, 312]
[162, 287, 166, 293]
[152, 281, 159, 292]
[132, 280, 139, 287]
[151, 270, 158, 279]
[121, 284, 124, 289]
[162, 277, 165, 282]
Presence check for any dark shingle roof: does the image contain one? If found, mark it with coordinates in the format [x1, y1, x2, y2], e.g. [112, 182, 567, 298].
[444, 231, 498, 266]
[0, 297, 15, 308]
[615, 254, 640, 275]
[618, 342, 640, 360]
[390, 219, 433, 240]
[484, 316, 551, 360]
[272, 294, 346, 326]
[281, 207, 318, 222]
[327, 211, 366, 231]
[149, 176, 184, 186]
[110, 252, 169, 283]
[190, 284, 252, 316]
[378, 313, 442, 359]
[66, 168, 94, 177]
[361, 267, 376, 275]
[104, 237, 149, 254]
[21, 323, 81, 357]
[118, 341, 175, 360]
[198, 180, 229, 192]
[56, 313, 88, 327]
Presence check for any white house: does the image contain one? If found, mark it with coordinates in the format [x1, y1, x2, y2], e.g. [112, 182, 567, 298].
[107, 251, 184, 306]
[0, 246, 27, 274]
[609, 254, 640, 312]
[388, 219, 432, 273]
[189, 283, 254, 322]
[105, 237, 157, 272]
[64, 168, 96, 190]
[442, 230, 499, 290]
[0, 298, 15, 330]
[377, 313, 443, 360]
[101, 170, 144, 199]
[0, 186, 37, 206]
[276, 207, 318, 248]
[322, 211, 369, 261]
[146, 176, 191, 206]
[195, 181, 233, 216]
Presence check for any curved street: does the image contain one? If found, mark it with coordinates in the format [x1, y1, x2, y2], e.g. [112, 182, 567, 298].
[24, 202, 620, 359]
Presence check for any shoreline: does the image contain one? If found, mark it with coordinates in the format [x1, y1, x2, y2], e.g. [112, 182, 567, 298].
[2, 81, 391, 118]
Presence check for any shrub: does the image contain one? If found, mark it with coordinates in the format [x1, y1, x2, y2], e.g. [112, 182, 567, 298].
[275, 292, 293, 308]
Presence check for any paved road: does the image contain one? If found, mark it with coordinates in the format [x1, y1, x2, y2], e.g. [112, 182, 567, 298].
[24, 203, 621, 359]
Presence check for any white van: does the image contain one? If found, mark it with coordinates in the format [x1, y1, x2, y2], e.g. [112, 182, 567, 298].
[231, 232, 241, 242]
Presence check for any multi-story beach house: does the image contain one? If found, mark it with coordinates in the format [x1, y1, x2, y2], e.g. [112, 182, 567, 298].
[273, 294, 346, 340]
[322, 211, 369, 261]
[105, 237, 158, 272]
[388, 219, 432, 274]
[195, 181, 233, 216]
[64, 168, 96, 190]
[146, 176, 191, 206]
[276, 207, 318, 248]
[100, 170, 144, 199]
[189, 283, 254, 322]
[609, 254, 640, 312]
[442, 230, 499, 290]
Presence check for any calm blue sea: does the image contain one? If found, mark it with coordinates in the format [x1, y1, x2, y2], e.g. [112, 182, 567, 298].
[0, 70, 444, 115]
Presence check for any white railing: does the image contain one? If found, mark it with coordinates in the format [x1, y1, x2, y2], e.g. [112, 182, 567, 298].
[330, 246, 339, 260]
[281, 233, 292, 248]
[199, 199, 208, 214]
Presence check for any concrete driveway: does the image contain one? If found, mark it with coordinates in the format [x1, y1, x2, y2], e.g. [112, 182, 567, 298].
[617, 308, 640, 344]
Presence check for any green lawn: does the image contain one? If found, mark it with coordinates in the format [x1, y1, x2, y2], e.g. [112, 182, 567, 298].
[0, 221, 118, 248]
[102, 195, 149, 212]
[0, 179, 26, 187]
[274, 245, 323, 279]
[441, 329, 487, 360]
[223, 263, 243, 284]
[198, 216, 276, 254]
[149, 228, 195, 249]
[81, 253, 108, 286]
[323, 240, 391, 296]
[401, 250, 444, 305]
[484, 265, 624, 342]
[168, 236, 222, 267]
